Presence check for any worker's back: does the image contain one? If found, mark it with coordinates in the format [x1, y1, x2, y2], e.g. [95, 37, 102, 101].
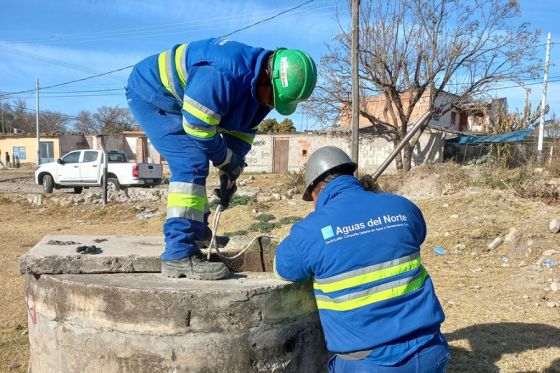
[275, 175, 446, 364]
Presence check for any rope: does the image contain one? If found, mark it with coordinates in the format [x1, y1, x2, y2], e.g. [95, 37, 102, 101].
[207, 205, 275, 260]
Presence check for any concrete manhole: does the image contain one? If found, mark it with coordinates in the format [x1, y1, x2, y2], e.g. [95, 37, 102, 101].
[21, 235, 328, 373]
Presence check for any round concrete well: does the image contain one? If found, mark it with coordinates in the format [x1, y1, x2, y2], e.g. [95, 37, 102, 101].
[24, 272, 328, 372]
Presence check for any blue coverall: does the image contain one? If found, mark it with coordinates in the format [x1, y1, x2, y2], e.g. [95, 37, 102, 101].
[126, 38, 271, 260]
[274, 176, 450, 372]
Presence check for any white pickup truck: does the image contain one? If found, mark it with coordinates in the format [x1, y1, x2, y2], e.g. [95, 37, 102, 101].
[35, 149, 163, 194]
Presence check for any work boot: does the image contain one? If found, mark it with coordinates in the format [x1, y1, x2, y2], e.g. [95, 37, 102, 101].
[161, 252, 231, 280]
[196, 226, 230, 248]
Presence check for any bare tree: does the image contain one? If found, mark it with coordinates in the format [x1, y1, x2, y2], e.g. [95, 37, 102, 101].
[40, 111, 69, 134]
[9, 99, 35, 133]
[307, 0, 540, 171]
[73, 110, 100, 134]
[93, 106, 138, 134]
[73, 106, 138, 134]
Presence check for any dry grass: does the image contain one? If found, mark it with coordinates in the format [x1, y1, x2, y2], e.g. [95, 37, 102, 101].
[1, 170, 559, 372]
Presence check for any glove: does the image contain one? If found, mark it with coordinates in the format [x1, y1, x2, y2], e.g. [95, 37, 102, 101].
[214, 149, 245, 182]
[213, 171, 238, 208]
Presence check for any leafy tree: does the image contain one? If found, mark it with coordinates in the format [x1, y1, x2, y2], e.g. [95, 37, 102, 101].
[277, 118, 296, 133]
[258, 118, 296, 133]
[259, 118, 279, 132]
[307, 0, 540, 172]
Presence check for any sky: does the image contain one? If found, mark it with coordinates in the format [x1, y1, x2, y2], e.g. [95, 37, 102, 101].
[0, 0, 559, 131]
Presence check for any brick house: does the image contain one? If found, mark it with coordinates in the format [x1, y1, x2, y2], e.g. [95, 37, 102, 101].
[340, 90, 504, 133]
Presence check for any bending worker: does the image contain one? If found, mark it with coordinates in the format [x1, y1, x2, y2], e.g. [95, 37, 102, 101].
[274, 146, 449, 372]
[127, 38, 316, 280]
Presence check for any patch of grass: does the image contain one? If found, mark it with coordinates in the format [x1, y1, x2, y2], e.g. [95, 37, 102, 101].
[209, 195, 253, 209]
[224, 230, 248, 236]
[286, 166, 306, 189]
[438, 162, 471, 192]
[279, 216, 302, 225]
[248, 221, 280, 233]
[255, 214, 276, 222]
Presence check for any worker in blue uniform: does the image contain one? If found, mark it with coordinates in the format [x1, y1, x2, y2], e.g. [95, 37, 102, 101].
[274, 146, 450, 372]
[126, 38, 316, 280]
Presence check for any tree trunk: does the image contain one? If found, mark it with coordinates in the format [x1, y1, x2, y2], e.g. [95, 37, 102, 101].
[402, 143, 413, 172]
[393, 139, 404, 171]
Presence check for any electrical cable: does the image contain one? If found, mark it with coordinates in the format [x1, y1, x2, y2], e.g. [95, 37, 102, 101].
[4, 2, 331, 45]
[1, 0, 320, 99]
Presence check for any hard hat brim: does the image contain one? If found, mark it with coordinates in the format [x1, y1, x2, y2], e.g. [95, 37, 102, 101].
[274, 98, 297, 116]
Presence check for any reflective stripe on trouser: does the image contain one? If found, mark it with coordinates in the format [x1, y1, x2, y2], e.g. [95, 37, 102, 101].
[167, 182, 209, 223]
[125, 88, 209, 260]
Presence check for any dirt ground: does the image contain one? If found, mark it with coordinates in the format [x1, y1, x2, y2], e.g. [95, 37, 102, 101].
[0, 166, 559, 372]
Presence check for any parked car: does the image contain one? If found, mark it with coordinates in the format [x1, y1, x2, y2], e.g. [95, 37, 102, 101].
[35, 149, 163, 194]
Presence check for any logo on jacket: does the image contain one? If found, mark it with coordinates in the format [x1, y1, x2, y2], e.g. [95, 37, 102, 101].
[321, 225, 335, 239]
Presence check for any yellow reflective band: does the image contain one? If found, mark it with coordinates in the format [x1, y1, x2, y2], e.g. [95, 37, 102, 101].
[223, 130, 255, 145]
[158, 50, 181, 100]
[167, 192, 208, 212]
[158, 52, 170, 93]
[183, 122, 217, 139]
[183, 101, 220, 126]
[175, 44, 187, 87]
[314, 257, 421, 293]
[316, 268, 428, 311]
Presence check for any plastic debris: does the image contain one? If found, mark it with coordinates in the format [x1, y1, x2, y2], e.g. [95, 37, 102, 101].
[434, 246, 447, 255]
[543, 259, 558, 268]
[487, 236, 503, 250]
[550, 219, 560, 234]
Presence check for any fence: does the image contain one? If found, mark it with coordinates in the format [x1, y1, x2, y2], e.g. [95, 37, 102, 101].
[444, 137, 560, 170]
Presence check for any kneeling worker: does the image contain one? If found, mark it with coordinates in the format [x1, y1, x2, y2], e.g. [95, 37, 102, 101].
[274, 146, 449, 372]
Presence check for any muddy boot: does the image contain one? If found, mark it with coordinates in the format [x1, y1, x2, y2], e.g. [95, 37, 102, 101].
[161, 252, 231, 280]
[196, 226, 230, 248]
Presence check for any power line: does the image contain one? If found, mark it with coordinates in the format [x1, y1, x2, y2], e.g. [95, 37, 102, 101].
[221, 0, 315, 38]
[4, 2, 329, 45]
[0, 45, 125, 82]
[1, 0, 319, 99]
[1, 66, 132, 97]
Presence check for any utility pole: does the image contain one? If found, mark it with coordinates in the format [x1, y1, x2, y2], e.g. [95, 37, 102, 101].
[537, 32, 551, 167]
[36, 79, 41, 166]
[0, 95, 4, 134]
[351, 0, 360, 169]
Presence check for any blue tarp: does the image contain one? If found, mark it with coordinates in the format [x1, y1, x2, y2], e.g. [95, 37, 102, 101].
[447, 129, 534, 144]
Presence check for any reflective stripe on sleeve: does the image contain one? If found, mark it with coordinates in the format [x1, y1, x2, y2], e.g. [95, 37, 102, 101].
[158, 50, 180, 101]
[313, 252, 421, 293]
[315, 267, 428, 311]
[183, 119, 217, 139]
[175, 44, 188, 87]
[183, 96, 221, 126]
[222, 130, 255, 145]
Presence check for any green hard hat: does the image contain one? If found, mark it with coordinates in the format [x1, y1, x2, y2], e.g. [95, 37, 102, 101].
[270, 48, 317, 115]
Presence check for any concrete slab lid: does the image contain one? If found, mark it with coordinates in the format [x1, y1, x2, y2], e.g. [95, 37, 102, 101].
[19, 234, 279, 275]
[19, 234, 165, 275]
